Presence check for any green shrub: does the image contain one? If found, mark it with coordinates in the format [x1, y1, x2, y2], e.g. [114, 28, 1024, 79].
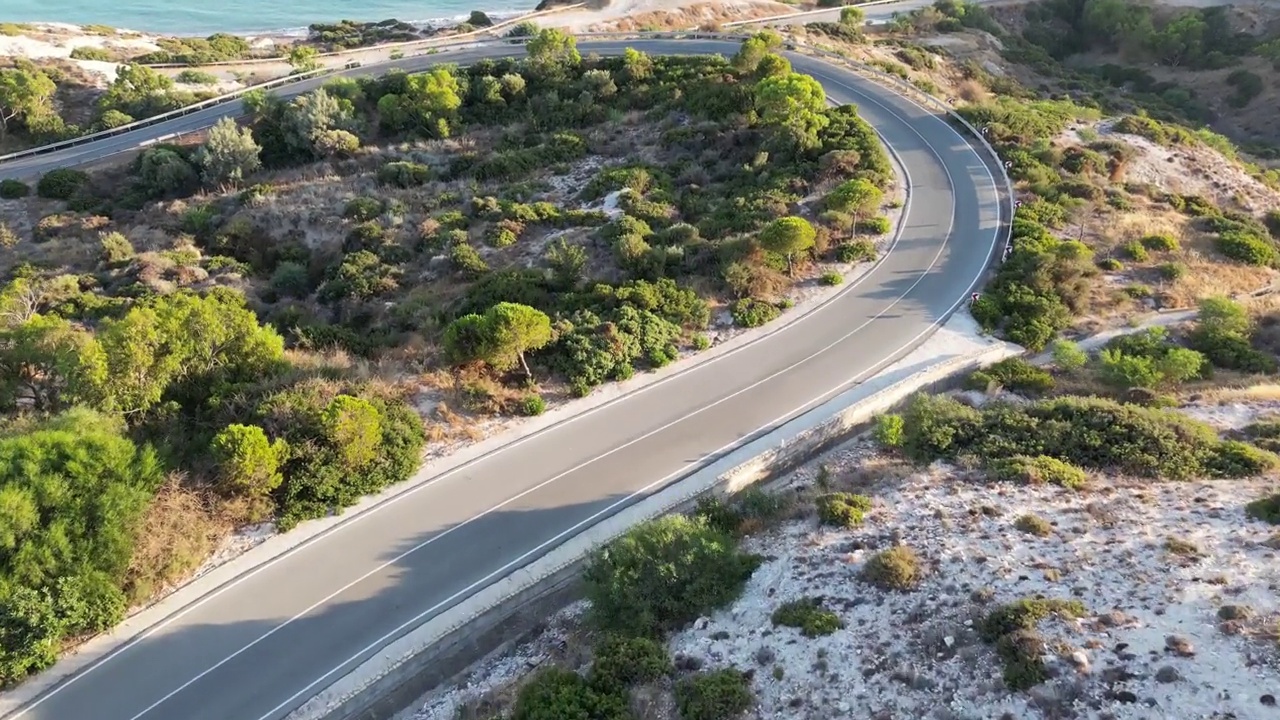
[589, 634, 672, 692]
[980, 598, 1086, 642]
[270, 261, 312, 298]
[0, 410, 162, 685]
[582, 515, 761, 638]
[861, 545, 922, 591]
[1246, 493, 1280, 524]
[730, 298, 780, 328]
[674, 669, 754, 720]
[995, 629, 1051, 690]
[900, 393, 1228, 479]
[835, 239, 876, 263]
[1014, 514, 1052, 537]
[815, 492, 872, 528]
[1049, 339, 1088, 372]
[1157, 261, 1187, 280]
[819, 271, 843, 286]
[858, 216, 892, 234]
[1140, 233, 1179, 252]
[1217, 230, 1277, 266]
[1188, 297, 1278, 374]
[175, 69, 219, 84]
[694, 489, 787, 538]
[873, 413, 904, 447]
[987, 454, 1088, 489]
[377, 161, 430, 188]
[518, 393, 546, 416]
[37, 169, 89, 200]
[99, 231, 135, 264]
[508, 667, 630, 720]
[1205, 440, 1279, 478]
[1097, 257, 1123, 271]
[964, 357, 1054, 395]
[771, 597, 844, 637]
[343, 196, 383, 221]
[970, 215, 1095, 351]
[1121, 240, 1149, 262]
[0, 179, 29, 199]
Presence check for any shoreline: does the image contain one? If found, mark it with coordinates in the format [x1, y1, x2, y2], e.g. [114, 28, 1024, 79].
[6, 6, 539, 40]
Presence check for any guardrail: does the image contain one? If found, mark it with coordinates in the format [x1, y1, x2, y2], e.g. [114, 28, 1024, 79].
[720, 0, 909, 27]
[0, 64, 353, 164]
[2, 27, 1016, 261]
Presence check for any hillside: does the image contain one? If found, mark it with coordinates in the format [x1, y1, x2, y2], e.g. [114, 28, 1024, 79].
[404, 4, 1280, 719]
[0, 32, 904, 687]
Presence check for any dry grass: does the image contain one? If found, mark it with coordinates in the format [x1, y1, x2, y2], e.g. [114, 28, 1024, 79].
[1177, 381, 1280, 405]
[123, 476, 230, 606]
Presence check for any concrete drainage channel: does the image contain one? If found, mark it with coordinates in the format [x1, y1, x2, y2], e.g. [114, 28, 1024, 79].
[287, 324, 1021, 720]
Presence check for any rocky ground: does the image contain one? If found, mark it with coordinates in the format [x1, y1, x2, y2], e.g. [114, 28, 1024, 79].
[406, 381, 1280, 720]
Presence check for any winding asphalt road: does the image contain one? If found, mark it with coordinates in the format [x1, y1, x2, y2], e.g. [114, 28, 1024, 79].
[0, 38, 1005, 720]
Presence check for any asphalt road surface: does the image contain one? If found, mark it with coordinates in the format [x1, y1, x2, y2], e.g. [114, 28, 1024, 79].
[0, 38, 1005, 720]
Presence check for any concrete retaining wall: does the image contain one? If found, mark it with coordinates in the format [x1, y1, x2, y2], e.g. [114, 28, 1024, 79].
[290, 332, 1021, 720]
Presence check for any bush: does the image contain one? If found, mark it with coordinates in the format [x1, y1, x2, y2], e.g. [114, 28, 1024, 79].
[509, 667, 630, 720]
[994, 628, 1050, 690]
[980, 598, 1086, 642]
[899, 393, 1231, 479]
[1014, 514, 1053, 537]
[343, 196, 383, 221]
[1157, 261, 1187, 280]
[815, 492, 872, 528]
[675, 669, 754, 720]
[518, 393, 546, 416]
[1188, 297, 1278, 374]
[1246, 493, 1280, 524]
[857, 215, 892, 234]
[987, 454, 1088, 489]
[1140, 232, 1179, 252]
[971, 215, 1095, 351]
[860, 545, 922, 591]
[175, 69, 219, 84]
[37, 168, 89, 200]
[1121, 240, 1149, 262]
[964, 357, 1054, 395]
[582, 515, 761, 638]
[0, 179, 29, 199]
[1205, 440, 1279, 478]
[835, 239, 876, 263]
[1097, 257, 1123, 271]
[1050, 339, 1088, 372]
[730, 298, 780, 328]
[819, 271, 843, 286]
[693, 489, 786, 538]
[377, 161, 430, 188]
[99, 231, 135, 264]
[771, 597, 844, 637]
[589, 634, 672, 692]
[0, 410, 162, 685]
[1217, 230, 1277, 266]
[873, 413, 904, 447]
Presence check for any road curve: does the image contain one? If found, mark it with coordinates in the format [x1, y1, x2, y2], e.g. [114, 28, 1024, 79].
[1, 39, 1004, 720]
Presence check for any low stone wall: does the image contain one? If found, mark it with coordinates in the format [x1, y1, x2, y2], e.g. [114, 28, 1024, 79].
[290, 332, 1021, 720]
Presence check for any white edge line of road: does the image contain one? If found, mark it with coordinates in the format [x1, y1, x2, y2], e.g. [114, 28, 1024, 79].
[5, 45, 1004, 720]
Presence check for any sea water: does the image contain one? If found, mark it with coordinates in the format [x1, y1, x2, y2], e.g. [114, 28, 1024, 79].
[3, 0, 536, 36]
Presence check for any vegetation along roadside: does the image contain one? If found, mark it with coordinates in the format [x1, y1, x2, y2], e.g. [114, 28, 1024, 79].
[0, 30, 901, 686]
